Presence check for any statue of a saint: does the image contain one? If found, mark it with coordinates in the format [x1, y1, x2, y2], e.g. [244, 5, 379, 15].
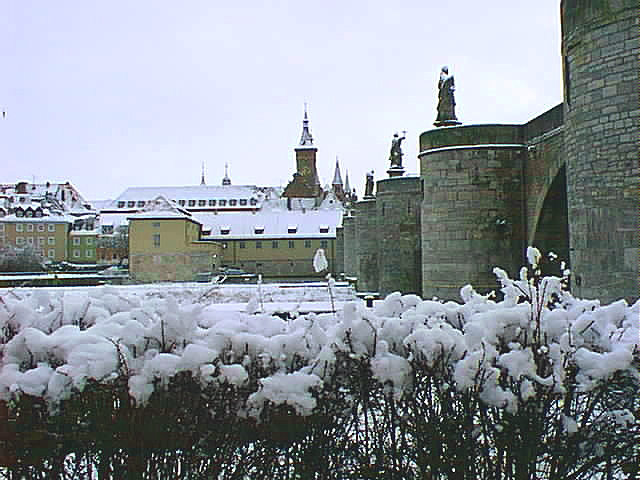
[435, 66, 460, 126]
[389, 131, 406, 168]
[364, 170, 374, 198]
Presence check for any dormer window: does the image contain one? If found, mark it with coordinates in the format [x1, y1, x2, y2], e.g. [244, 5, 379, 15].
[137, 201, 145, 207]
[287, 226, 297, 234]
[229, 199, 237, 206]
[250, 198, 258, 206]
[220, 226, 230, 235]
[319, 225, 329, 233]
[198, 200, 206, 206]
[34, 209, 43, 217]
[254, 226, 264, 234]
[219, 200, 227, 206]
[178, 200, 186, 206]
[239, 199, 247, 206]
[25, 210, 33, 218]
[117, 201, 125, 208]
[127, 201, 135, 208]
[208, 199, 216, 206]
[188, 200, 196, 207]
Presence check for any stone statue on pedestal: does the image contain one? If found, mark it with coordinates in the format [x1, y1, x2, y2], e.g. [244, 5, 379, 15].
[435, 66, 461, 127]
[389, 131, 406, 168]
[364, 170, 375, 198]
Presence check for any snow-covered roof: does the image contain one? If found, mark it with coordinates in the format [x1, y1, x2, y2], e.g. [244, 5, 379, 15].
[194, 208, 343, 240]
[103, 185, 275, 212]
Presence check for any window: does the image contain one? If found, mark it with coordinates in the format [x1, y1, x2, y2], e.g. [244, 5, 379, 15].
[197, 200, 205, 207]
[229, 199, 237, 206]
[38, 237, 45, 246]
[256, 240, 262, 249]
[86, 238, 94, 246]
[48, 250, 55, 258]
[254, 227, 264, 234]
[34, 210, 43, 218]
[16, 224, 23, 232]
[27, 237, 34, 246]
[153, 233, 160, 247]
[304, 240, 312, 248]
[117, 201, 125, 208]
[73, 237, 81, 246]
[272, 240, 279, 249]
[73, 249, 81, 258]
[127, 201, 135, 208]
[48, 224, 56, 232]
[15, 210, 24, 217]
[239, 199, 247, 206]
[102, 225, 114, 234]
[320, 240, 328, 249]
[250, 198, 258, 206]
[220, 227, 230, 235]
[219, 200, 227, 206]
[16, 237, 24, 245]
[288, 240, 295, 249]
[152, 222, 160, 228]
[208, 199, 216, 206]
[25, 210, 33, 218]
[287, 226, 297, 234]
[0, 224, 3, 232]
[179, 200, 186, 206]
[188, 200, 196, 207]
[86, 249, 94, 257]
[37, 224, 44, 232]
[48, 237, 55, 245]
[239, 241, 246, 249]
[319, 225, 329, 233]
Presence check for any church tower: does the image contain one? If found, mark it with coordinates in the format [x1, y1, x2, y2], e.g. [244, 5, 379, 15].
[332, 156, 345, 201]
[283, 107, 322, 199]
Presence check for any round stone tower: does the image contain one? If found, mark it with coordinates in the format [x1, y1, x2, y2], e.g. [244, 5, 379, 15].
[419, 125, 526, 301]
[376, 176, 422, 296]
[355, 198, 378, 292]
[342, 214, 357, 278]
[561, 0, 639, 303]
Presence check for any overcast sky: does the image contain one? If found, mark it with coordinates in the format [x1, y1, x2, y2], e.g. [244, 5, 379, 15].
[1, 1, 563, 202]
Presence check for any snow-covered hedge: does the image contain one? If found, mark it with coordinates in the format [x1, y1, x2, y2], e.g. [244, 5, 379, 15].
[0, 256, 638, 479]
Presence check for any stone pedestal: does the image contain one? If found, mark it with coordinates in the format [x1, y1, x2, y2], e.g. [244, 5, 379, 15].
[387, 167, 405, 178]
[434, 120, 462, 128]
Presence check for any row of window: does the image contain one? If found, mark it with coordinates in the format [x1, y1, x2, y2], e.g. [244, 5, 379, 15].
[117, 198, 258, 209]
[4, 223, 57, 233]
[72, 249, 95, 258]
[0, 209, 45, 218]
[16, 237, 57, 246]
[72, 237, 94, 246]
[237, 239, 328, 249]
[220, 226, 330, 235]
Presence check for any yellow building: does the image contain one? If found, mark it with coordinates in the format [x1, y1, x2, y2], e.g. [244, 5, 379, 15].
[128, 197, 221, 282]
[0, 218, 70, 262]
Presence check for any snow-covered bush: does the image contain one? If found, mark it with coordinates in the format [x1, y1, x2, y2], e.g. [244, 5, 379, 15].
[0, 250, 637, 479]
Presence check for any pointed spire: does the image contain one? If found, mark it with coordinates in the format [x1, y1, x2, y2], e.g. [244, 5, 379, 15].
[344, 170, 351, 193]
[222, 163, 231, 186]
[332, 156, 343, 185]
[298, 104, 314, 147]
[200, 162, 206, 185]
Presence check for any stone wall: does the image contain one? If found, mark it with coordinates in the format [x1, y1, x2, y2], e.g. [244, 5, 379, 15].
[335, 226, 344, 277]
[562, 0, 639, 303]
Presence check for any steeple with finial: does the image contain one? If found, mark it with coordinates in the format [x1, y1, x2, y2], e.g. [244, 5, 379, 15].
[222, 163, 231, 186]
[200, 162, 206, 185]
[283, 104, 322, 200]
[298, 103, 315, 148]
[332, 156, 345, 201]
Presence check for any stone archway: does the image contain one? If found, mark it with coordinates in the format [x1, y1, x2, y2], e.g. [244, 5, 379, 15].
[531, 165, 569, 275]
